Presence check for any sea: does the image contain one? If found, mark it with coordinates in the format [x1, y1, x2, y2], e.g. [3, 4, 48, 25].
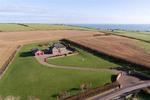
[70, 24, 150, 32]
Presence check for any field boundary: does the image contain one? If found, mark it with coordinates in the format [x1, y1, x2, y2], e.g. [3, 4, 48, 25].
[0, 45, 21, 79]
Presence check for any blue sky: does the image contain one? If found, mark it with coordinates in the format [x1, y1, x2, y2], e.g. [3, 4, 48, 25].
[0, 0, 150, 24]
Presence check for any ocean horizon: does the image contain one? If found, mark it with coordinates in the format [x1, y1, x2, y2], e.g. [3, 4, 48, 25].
[70, 24, 150, 32]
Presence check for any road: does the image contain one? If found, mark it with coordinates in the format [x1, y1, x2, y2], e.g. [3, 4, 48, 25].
[88, 81, 150, 100]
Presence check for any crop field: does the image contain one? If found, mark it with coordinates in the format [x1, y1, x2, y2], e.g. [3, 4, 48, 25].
[67, 35, 150, 68]
[0, 43, 114, 100]
[0, 30, 101, 43]
[0, 44, 18, 68]
[48, 46, 118, 68]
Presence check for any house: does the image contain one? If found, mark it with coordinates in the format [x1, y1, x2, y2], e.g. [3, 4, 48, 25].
[51, 43, 68, 56]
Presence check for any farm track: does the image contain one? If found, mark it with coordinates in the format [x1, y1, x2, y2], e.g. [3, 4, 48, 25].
[36, 56, 120, 74]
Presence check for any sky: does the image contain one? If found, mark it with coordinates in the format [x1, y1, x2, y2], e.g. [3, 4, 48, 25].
[0, 0, 150, 24]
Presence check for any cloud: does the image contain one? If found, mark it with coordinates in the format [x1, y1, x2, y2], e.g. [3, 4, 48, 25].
[0, 5, 51, 15]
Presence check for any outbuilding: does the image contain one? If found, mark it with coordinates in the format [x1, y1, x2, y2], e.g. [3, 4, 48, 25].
[35, 50, 44, 56]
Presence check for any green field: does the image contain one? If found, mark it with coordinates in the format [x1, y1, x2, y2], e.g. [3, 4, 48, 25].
[101, 30, 150, 42]
[26, 24, 89, 30]
[0, 23, 32, 32]
[48, 47, 118, 68]
[0, 23, 89, 32]
[0, 43, 115, 100]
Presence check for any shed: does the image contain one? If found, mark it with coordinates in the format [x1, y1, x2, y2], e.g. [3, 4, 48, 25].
[35, 50, 44, 56]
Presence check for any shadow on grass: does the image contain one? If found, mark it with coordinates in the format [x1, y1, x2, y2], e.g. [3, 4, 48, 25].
[19, 51, 34, 57]
[111, 75, 118, 82]
[51, 93, 58, 98]
[69, 87, 80, 91]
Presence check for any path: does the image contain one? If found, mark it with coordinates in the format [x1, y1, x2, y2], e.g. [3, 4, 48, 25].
[35, 56, 120, 73]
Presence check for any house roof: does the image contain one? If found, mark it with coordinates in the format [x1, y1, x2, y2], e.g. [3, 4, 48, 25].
[52, 43, 65, 49]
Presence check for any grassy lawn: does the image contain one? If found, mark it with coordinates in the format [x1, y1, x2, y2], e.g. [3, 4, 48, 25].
[0, 43, 114, 100]
[48, 47, 118, 69]
[0, 23, 89, 32]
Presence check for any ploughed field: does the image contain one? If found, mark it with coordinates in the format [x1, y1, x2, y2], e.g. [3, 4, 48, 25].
[67, 35, 150, 68]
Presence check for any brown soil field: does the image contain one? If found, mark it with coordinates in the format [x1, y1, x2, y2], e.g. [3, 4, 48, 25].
[67, 35, 150, 68]
[0, 30, 103, 67]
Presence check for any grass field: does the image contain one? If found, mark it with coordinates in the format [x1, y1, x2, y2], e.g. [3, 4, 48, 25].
[0, 43, 114, 100]
[0, 24, 32, 32]
[101, 30, 150, 42]
[0, 23, 89, 32]
[48, 46, 118, 68]
[27, 24, 89, 30]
